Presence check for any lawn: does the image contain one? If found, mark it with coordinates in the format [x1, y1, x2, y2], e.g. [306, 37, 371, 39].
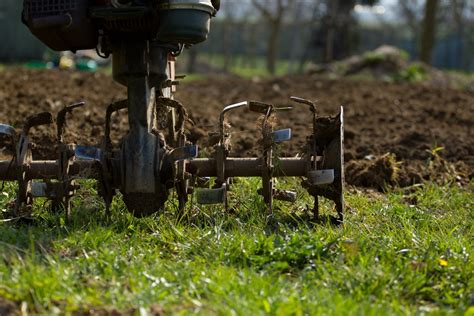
[0, 179, 472, 315]
[179, 53, 301, 78]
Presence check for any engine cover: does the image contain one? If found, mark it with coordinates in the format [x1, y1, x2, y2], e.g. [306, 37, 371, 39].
[22, 0, 97, 51]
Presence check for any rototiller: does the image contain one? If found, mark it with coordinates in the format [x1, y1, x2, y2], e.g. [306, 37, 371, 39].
[0, 0, 344, 222]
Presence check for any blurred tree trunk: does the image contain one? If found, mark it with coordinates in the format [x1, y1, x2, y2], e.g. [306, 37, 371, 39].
[420, 0, 439, 64]
[222, 2, 236, 72]
[240, 6, 256, 69]
[451, 0, 466, 68]
[298, 3, 322, 73]
[247, 22, 258, 68]
[324, 0, 338, 63]
[399, 0, 422, 58]
[267, 19, 281, 74]
[322, 0, 374, 63]
[251, 0, 288, 75]
[286, 1, 305, 73]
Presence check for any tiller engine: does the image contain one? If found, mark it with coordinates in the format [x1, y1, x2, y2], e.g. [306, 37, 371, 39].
[0, 0, 344, 222]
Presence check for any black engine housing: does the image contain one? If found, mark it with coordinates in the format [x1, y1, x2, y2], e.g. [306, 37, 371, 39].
[22, 0, 217, 52]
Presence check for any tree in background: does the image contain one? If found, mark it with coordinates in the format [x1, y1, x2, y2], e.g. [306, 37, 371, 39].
[221, 1, 238, 72]
[398, 0, 424, 57]
[189, 0, 474, 75]
[398, 0, 467, 66]
[420, 0, 439, 64]
[310, 0, 379, 63]
[251, 0, 292, 75]
[437, 0, 471, 69]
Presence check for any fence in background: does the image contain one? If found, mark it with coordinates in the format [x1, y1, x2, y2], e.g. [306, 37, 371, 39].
[0, 2, 472, 71]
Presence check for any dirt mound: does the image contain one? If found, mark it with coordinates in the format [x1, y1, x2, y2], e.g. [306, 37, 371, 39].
[342, 45, 409, 78]
[309, 45, 471, 89]
[345, 153, 401, 191]
[0, 68, 473, 189]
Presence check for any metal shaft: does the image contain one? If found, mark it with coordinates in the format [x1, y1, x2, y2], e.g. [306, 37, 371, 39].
[0, 157, 309, 181]
[189, 158, 309, 177]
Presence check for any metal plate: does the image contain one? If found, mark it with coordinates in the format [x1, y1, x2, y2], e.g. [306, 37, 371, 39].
[75, 145, 102, 161]
[0, 124, 17, 138]
[31, 182, 49, 198]
[308, 169, 335, 185]
[271, 128, 292, 143]
[196, 187, 225, 204]
[169, 145, 198, 161]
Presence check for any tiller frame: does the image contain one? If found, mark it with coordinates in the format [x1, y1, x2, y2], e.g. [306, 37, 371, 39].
[0, 40, 344, 223]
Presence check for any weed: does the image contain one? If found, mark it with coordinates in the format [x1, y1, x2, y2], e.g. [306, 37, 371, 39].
[396, 63, 428, 82]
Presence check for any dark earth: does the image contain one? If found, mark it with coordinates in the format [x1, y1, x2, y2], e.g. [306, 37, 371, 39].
[0, 68, 473, 190]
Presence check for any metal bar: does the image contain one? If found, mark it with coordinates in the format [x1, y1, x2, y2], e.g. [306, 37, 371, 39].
[0, 157, 311, 181]
[189, 157, 309, 177]
[0, 160, 98, 181]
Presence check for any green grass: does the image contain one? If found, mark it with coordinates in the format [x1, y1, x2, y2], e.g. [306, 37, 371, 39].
[446, 71, 474, 90]
[181, 53, 300, 78]
[0, 179, 472, 315]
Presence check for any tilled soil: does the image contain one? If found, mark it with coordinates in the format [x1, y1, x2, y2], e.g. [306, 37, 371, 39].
[1, 68, 473, 189]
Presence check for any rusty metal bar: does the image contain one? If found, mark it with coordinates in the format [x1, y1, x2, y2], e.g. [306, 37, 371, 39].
[189, 157, 309, 177]
[0, 157, 310, 182]
[0, 160, 99, 181]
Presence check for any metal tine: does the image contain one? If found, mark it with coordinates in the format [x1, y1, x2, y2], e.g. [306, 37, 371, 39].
[290, 96, 319, 219]
[290, 96, 317, 112]
[18, 112, 53, 161]
[248, 101, 271, 114]
[57, 102, 85, 142]
[219, 101, 248, 136]
[169, 145, 199, 162]
[211, 101, 248, 211]
[13, 112, 54, 216]
[53, 103, 86, 222]
[0, 124, 18, 159]
[260, 103, 275, 213]
[156, 97, 187, 134]
[274, 106, 293, 111]
[290, 96, 317, 138]
[99, 100, 128, 219]
[23, 112, 53, 135]
[105, 100, 128, 150]
[220, 101, 249, 114]
[259, 103, 295, 207]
